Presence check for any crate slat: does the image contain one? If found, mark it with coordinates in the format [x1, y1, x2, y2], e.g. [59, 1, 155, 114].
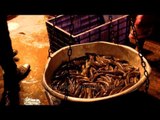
[46, 15, 130, 52]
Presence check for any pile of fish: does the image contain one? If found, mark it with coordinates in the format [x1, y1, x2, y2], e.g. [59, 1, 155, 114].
[51, 53, 140, 98]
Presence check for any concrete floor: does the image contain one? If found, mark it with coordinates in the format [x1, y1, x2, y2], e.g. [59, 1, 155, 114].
[0, 15, 50, 105]
[0, 15, 160, 109]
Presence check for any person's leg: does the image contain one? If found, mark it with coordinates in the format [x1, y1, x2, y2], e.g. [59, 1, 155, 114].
[129, 15, 154, 53]
[0, 15, 30, 106]
[0, 15, 18, 90]
[0, 15, 19, 105]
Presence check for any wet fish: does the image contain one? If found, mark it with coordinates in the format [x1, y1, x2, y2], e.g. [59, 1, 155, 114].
[51, 54, 140, 98]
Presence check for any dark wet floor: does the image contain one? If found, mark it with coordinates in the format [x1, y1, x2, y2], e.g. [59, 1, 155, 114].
[0, 15, 160, 111]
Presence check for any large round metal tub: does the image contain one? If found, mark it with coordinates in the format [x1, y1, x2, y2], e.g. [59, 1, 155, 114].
[43, 41, 151, 102]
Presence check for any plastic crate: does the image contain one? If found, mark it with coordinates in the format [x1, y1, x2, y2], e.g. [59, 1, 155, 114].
[46, 15, 130, 52]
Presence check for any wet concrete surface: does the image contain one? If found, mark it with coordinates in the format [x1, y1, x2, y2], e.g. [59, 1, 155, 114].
[0, 15, 160, 109]
[130, 38, 160, 100]
[0, 15, 50, 105]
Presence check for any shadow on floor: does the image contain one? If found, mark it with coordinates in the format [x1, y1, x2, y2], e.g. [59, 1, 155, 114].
[56, 91, 160, 112]
[3, 91, 159, 113]
[148, 59, 160, 71]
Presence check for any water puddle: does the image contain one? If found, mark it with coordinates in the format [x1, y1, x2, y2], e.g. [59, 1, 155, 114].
[20, 36, 49, 48]
[24, 97, 41, 105]
[8, 22, 20, 31]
